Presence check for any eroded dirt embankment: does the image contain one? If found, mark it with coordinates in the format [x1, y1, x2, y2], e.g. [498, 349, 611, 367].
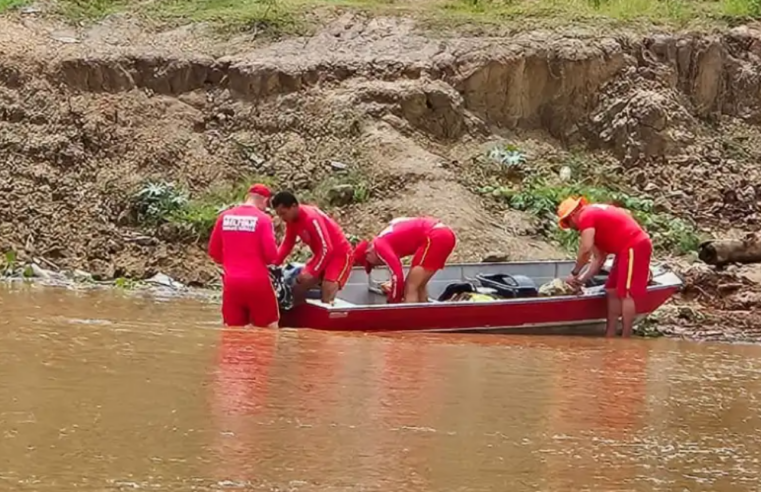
[3, 13, 761, 336]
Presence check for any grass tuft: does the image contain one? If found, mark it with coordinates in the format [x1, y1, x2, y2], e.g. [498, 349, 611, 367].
[0, 0, 29, 14]
[4, 0, 761, 31]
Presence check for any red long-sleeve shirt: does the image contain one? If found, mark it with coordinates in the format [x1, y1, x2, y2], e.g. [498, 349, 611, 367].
[371, 217, 443, 303]
[275, 205, 351, 275]
[208, 204, 277, 281]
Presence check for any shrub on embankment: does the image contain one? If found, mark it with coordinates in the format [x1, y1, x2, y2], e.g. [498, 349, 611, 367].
[469, 144, 702, 256]
[130, 173, 369, 243]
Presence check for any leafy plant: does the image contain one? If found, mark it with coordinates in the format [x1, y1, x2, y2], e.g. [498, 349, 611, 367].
[487, 144, 526, 169]
[133, 182, 189, 226]
[1, 250, 17, 276]
[114, 277, 138, 289]
[488, 176, 701, 255]
[134, 176, 278, 241]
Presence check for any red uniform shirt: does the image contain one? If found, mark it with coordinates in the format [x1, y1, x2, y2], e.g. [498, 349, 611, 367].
[276, 205, 351, 275]
[372, 217, 444, 303]
[576, 204, 649, 254]
[208, 204, 278, 280]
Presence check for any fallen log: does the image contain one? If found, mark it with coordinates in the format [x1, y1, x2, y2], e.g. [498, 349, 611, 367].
[698, 233, 761, 266]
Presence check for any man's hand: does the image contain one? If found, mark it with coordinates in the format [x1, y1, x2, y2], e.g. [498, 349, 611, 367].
[565, 274, 585, 294]
[380, 281, 391, 294]
[564, 274, 581, 287]
[296, 270, 315, 285]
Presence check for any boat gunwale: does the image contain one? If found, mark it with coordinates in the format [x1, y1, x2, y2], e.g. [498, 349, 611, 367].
[308, 260, 683, 312]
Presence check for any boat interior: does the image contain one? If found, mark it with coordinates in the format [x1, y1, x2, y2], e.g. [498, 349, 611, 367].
[301, 259, 682, 310]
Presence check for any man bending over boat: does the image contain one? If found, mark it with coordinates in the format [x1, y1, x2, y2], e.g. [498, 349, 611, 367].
[557, 197, 653, 338]
[353, 217, 457, 304]
[208, 184, 279, 328]
[271, 191, 354, 305]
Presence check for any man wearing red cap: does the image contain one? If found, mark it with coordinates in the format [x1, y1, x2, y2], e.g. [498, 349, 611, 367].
[207, 183, 279, 328]
[557, 197, 652, 338]
[271, 191, 354, 305]
[353, 217, 457, 304]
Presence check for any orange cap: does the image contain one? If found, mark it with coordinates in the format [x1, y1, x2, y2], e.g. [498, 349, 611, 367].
[557, 196, 586, 229]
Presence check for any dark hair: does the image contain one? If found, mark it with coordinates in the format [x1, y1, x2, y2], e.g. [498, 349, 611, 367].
[271, 191, 299, 208]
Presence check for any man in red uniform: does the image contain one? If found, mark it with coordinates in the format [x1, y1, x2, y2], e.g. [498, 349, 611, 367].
[557, 196, 653, 338]
[271, 191, 354, 305]
[353, 217, 457, 304]
[207, 183, 279, 328]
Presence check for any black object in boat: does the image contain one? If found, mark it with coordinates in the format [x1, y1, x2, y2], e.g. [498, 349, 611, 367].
[269, 265, 295, 311]
[584, 275, 608, 287]
[437, 282, 477, 302]
[476, 273, 538, 298]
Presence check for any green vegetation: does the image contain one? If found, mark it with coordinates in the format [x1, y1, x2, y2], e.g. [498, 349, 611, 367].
[0, 0, 26, 14]
[475, 145, 701, 256]
[309, 170, 372, 208]
[438, 0, 761, 26]
[133, 176, 277, 241]
[3, 0, 761, 32]
[1, 250, 18, 276]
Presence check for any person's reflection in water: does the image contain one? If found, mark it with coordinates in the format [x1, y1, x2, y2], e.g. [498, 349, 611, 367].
[596, 341, 648, 438]
[376, 335, 440, 491]
[209, 327, 278, 486]
[545, 340, 649, 490]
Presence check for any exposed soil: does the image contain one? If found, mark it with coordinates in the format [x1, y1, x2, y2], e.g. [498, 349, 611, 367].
[3, 10, 761, 339]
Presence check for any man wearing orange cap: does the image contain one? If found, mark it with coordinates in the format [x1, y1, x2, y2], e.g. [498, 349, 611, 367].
[207, 183, 279, 328]
[353, 217, 457, 304]
[557, 197, 652, 338]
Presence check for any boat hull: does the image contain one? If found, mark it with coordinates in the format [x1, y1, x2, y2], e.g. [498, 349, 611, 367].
[280, 260, 682, 335]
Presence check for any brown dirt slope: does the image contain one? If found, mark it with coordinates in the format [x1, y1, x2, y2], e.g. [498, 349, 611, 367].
[3, 12, 761, 294]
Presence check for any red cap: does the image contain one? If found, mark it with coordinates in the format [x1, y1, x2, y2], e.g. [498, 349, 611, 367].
[353, 240, 373, 274]
[249, 183, 272, 198]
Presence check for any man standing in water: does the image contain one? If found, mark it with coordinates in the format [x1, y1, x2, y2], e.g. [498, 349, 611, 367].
[557, 196, 653, 338]
[353, 217, 457, 304]
[271, 191, 354, 305]
[207, 184, 279, 328]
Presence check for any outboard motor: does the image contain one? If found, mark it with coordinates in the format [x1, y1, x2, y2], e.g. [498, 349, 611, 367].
[269, 265, 295, 311]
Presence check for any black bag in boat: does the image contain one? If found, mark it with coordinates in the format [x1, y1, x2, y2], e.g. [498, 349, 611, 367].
[475, 273, 538, 299]
[437, 281, 477, 302]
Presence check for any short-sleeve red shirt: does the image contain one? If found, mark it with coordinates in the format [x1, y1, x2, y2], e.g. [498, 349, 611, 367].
[576, 204, 649, 254]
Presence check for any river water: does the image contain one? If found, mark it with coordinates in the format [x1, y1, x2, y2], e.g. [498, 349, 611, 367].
[1, 284, 761, 491]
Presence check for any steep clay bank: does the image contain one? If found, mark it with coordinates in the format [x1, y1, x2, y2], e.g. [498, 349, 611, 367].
[3, 13, 761, 338]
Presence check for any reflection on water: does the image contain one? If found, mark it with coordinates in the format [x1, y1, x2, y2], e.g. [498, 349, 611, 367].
[1, 284, 761, 491]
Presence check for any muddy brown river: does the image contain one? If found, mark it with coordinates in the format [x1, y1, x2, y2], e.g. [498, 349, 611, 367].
[2, 284, 761, 491]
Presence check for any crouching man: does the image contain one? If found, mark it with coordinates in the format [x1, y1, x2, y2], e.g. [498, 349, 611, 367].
[353, 217, 457, 304]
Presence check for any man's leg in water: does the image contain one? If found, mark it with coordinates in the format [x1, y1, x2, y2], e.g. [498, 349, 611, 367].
[621, 296, 636, 338]
[620, 239, 653, 338]
[604, 255, 623, 337]
[221, 283, 250, 327]
[404, 266, 437, 303]
[605, 289, 621, 337]
[249, 281, 280, 329]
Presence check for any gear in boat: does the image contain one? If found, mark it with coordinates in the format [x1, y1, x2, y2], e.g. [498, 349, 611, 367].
[272, 257, 659, 309]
